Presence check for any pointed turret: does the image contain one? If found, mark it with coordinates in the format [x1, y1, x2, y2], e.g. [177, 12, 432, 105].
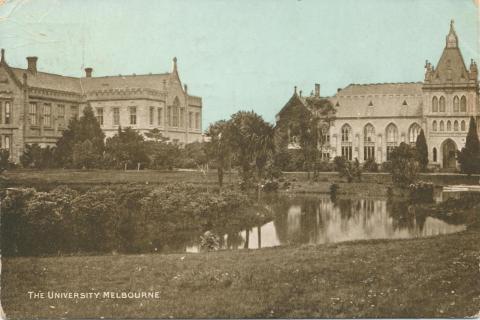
[429, 20, 469, 83]
[172, 57, 178, 74]
[446, 19, 458, 48]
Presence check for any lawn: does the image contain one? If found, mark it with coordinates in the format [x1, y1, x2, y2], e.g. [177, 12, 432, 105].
[2, 228, 479, 318]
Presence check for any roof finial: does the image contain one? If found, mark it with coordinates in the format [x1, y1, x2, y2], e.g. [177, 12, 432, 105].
[173, 57, 178, 73]
[446, 19, 458, 48]
[294, 86, 297, 95]
[1, 49, 4, 63]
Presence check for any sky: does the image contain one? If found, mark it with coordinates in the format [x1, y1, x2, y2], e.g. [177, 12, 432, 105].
[0, 0, 478, 129]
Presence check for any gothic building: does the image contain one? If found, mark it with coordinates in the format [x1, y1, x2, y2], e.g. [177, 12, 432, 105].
[275, 21, 479, 170]
[0, 53, 203, 162]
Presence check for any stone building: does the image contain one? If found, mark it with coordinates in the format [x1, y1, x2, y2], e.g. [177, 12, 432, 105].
[0, 53, 202, 162]
[275, 21, 479, 170]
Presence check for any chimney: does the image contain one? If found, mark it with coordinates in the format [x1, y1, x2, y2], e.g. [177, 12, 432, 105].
[184, 84, 188, 93]
[315, 83, 320, 97]
[84, 67, 93, 78]
[26, 56, 38, 75]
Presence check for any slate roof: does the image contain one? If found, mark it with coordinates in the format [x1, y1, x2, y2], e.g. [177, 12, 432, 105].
[11, 67, 83, 93]
[331, 82, 423, 118]
[80, 73, 172, 93]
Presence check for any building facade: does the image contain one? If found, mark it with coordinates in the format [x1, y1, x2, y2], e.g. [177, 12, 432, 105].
[275, 21, 479, 170]
[0, 53, 202, 162]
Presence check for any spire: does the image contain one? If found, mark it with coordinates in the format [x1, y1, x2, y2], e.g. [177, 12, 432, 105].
[446, 19, 458, 48]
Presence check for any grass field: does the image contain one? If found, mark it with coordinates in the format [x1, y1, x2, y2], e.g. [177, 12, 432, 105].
[2, 227, 480, 318]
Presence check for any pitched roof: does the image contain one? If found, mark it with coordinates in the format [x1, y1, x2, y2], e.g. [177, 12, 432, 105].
[336, 82, 423, 96]
[10, 67, 82, 93]
[331, 82, 423, 118]
[80, 73, 172, 93]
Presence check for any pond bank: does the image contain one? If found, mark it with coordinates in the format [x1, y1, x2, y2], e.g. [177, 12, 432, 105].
[2, 227, 479, 318]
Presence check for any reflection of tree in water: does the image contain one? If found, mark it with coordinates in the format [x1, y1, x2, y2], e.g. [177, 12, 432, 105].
[387, 197, 419, 233]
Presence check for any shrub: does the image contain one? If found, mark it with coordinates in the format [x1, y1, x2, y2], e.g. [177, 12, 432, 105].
[363, 158, 378, 172]
[388, 142, 419, 186]
[457, 117, 480, 174]
[333, 156, 362, 182]
[415, 129, 429, 172]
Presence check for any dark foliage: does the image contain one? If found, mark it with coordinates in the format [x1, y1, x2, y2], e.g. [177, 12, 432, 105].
[457, 117, 480, 174]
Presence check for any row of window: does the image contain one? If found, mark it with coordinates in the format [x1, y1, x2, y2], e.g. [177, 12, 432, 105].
[432, 120, 466, 132]
[94, 106, 201, 130]
[29, 102, 79, 127]
[341, 123, 422, 161]
[432, 95, 467, 113]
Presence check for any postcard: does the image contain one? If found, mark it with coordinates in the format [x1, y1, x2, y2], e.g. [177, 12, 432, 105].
[0, 0, 479, 319]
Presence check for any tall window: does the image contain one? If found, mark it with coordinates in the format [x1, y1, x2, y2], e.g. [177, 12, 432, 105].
[157, 107, 163, 126]
[439, 96, 446, 112]
[439, 120, 444, 131]
[195, 112, 200, 130]
[433, 148, 437, 162]
[167, 106, 172, 126]
[341, 124, 352, 161]
[71, 105, 79, 119]
[432, 120, 437, 131]
[432, 96, 438, 112]
[180, 107, 185, 127]
[408, 123, 421, 145]
[57, 104, 65, 127]
[43, 104, 52, 127]
[29, 102, 38, 125]
[172, 97, 180, 127]
[453, 96, 459, 112]
[386, 123, 398, 161]
[446, 120, 451, 131]
[149, 107, 154, 125]
[4, 102, 11, 124]
[363, 124, 375, 161]
[129, 107, 136, 125]
[461, 120, 466, 131]
[188, 111, 193, 129]
[113, 107, 120, 125]
[454, 120, 459, 131]
[4, 135, 11, 152]
[96, 107, 104, 125]
[460, 96, 467, 112]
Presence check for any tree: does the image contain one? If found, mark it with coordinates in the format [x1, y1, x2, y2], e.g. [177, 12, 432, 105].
[105, 127, 149, 169]
[20, 144, 55, 169]
[388, 142, 419, 186]
[205, 120, 231, 187]
[415, 129, 429, 172]
[457, 117, 480, 174]
[54, 105, 105, 168]
[227, 111, 275, 187]
[73, 140, 100, 169]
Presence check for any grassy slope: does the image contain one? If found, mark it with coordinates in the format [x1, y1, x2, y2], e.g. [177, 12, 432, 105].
[2, 229, 479, 319]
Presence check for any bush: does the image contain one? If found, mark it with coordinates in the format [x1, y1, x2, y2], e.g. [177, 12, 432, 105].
[388, 143, 419, 186]
[333, 156, 362, 182]
[315, 160, 334, 172]
[363, 158, 378, 172]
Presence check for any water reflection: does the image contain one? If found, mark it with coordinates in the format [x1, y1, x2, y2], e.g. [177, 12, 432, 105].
[187, 195, 466, 252]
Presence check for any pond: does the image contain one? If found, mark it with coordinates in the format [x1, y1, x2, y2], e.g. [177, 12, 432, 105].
[185, 194, 466, 253]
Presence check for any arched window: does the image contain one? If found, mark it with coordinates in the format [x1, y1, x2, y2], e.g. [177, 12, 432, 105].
[432, 96, 438, 113]
[454, 120, 459, 131]
[439, 96, 446, 112]
[363, 124, 375, 161]
[461, 120, 466, 131]
[460, 96, 467, 112]
[440, 120, 445, 131]
[432, 120, 437, 131]
[453, 96, 460, 112]
[386, 123, 398, 161]
[447, 120, 451, 131]
[433, 148, 437, 162]
[341, 124, 353, 160]
[408, 123, 421, 145]
[341, 124, 351, 142]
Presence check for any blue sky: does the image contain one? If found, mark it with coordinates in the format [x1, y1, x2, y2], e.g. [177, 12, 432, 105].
[0, 0, 478, 129]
